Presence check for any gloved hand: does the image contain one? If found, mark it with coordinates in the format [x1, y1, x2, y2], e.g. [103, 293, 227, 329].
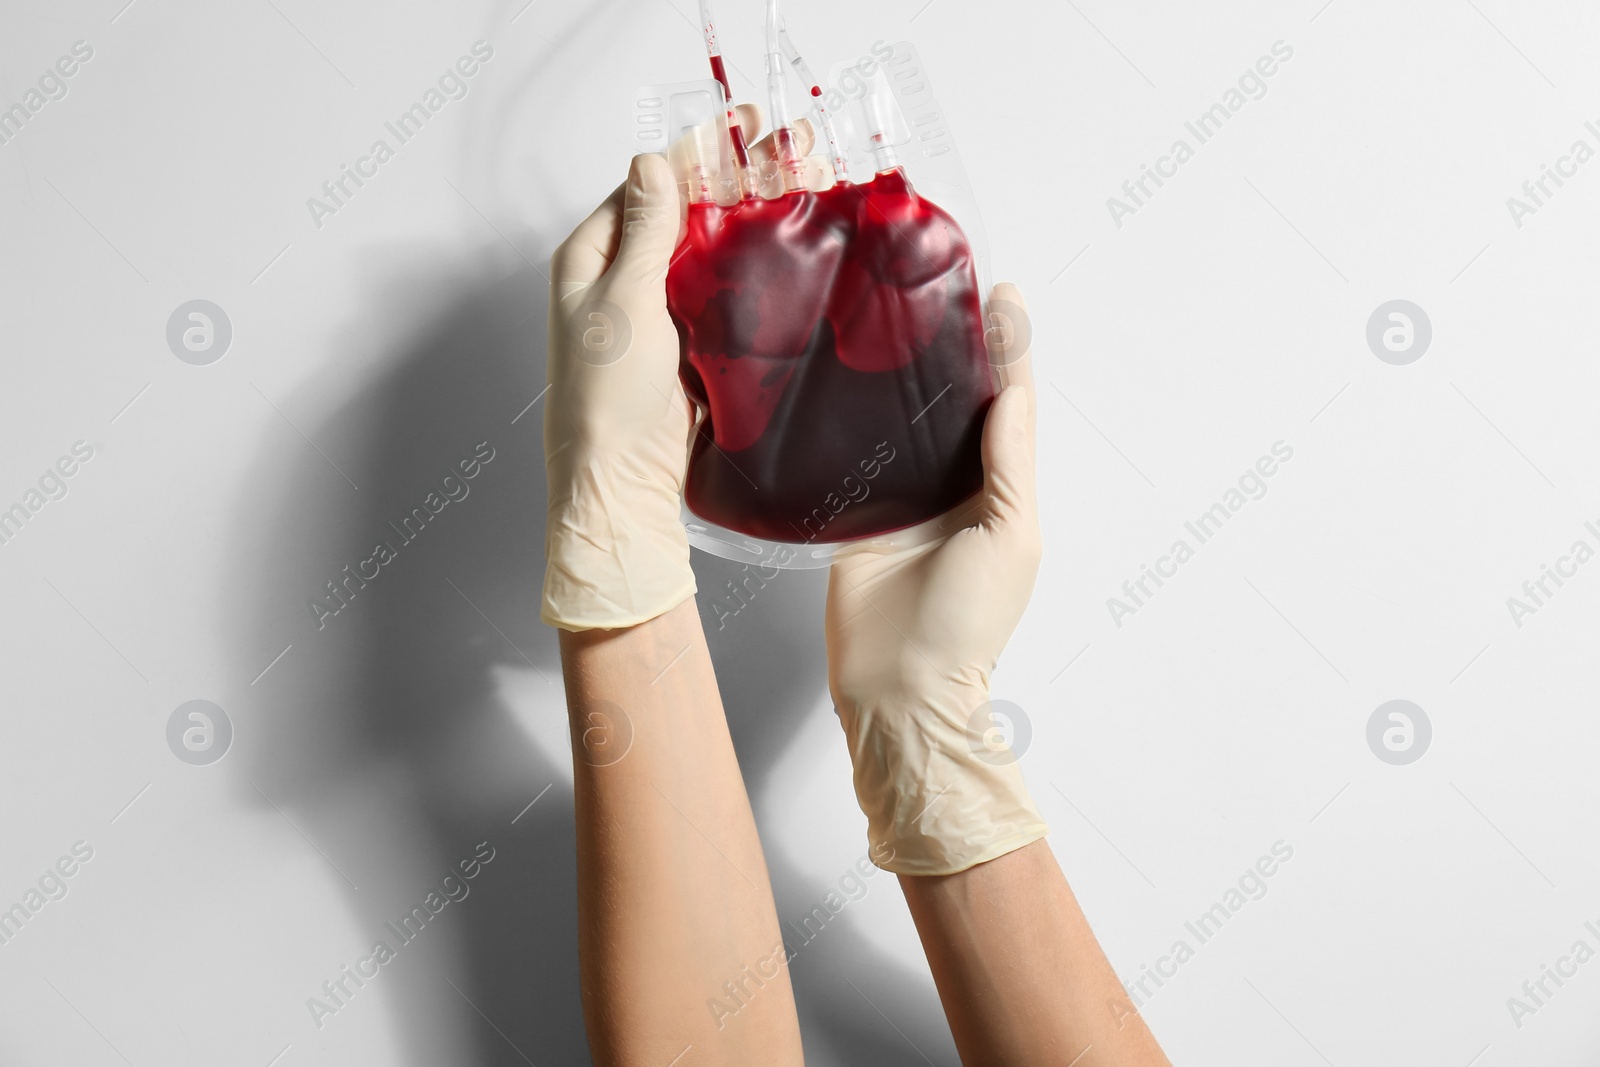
[541, 151, 697, 631]
[824, 282, 1049, 875]
[541, 111, 816, 631]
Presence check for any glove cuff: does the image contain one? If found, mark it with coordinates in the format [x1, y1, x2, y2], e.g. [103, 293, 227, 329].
[541, 450, 696, 631]
[836, 683, 1049, 876]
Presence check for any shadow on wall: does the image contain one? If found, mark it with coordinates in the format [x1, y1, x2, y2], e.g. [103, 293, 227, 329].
[228, 232, 959, 1064]
[230, 249, 588, 1065]
[699, 561, 962, 1066]
[227, 0, 958, 1050]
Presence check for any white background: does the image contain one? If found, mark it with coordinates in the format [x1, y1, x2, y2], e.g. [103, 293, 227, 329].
[3, 0, 1599, 1064]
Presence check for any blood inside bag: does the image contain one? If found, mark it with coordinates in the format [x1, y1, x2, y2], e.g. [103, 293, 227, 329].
[669, 167, 992, 544]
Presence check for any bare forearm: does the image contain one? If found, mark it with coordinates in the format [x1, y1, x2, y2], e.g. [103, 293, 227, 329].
[561, 598, 802, 1066]
[898, 840, 1170, 1067]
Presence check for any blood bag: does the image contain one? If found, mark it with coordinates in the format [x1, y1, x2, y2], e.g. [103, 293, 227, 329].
[637, 25, 999, 569]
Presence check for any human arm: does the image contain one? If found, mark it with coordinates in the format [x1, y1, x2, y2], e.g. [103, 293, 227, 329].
[825, 284, 1172, 1064]
[560, 600, 802, 1066]
[543, 138, 804, 1066]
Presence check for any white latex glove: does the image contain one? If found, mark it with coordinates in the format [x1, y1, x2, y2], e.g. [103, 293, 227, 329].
[541, 113, 817, 631]
[825, 282, 1048, 876]
[541, 153, 696, 631]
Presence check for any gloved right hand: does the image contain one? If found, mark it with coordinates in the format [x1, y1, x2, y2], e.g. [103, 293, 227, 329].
[824, 283, 1049, 876]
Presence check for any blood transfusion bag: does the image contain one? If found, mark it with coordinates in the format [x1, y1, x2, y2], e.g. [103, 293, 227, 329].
[671, 168, 990, 543]
[637, 14, 996, 565]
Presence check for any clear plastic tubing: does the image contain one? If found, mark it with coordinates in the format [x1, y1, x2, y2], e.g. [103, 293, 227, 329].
[698, 0, 755, 197]
[764, 0, 808, 192]
[777, 20, 847, 182]
[863, 88, 901, 173]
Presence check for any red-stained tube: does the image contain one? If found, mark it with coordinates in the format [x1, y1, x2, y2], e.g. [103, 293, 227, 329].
[778, 20, 846, 182]
[698, 0, 755, 198]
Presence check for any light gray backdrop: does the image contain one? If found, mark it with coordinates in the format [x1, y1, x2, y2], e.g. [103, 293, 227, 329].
[2, 0, 1597, 1064]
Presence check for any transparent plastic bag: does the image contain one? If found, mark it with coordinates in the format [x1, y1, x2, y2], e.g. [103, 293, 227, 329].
[635, 38, 997, 569]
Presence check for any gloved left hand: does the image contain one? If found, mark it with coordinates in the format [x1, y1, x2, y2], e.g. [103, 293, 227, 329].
[541, 152, 698, 631]
[542, 109, 815, 631]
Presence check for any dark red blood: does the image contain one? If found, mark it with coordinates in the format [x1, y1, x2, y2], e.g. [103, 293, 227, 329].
[708, 54, 732, 96]
[728, 121, 751, 169]
[830, 169, 959, 370]
[707, 55, 750, 168]
[668, 168, 992, 544]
